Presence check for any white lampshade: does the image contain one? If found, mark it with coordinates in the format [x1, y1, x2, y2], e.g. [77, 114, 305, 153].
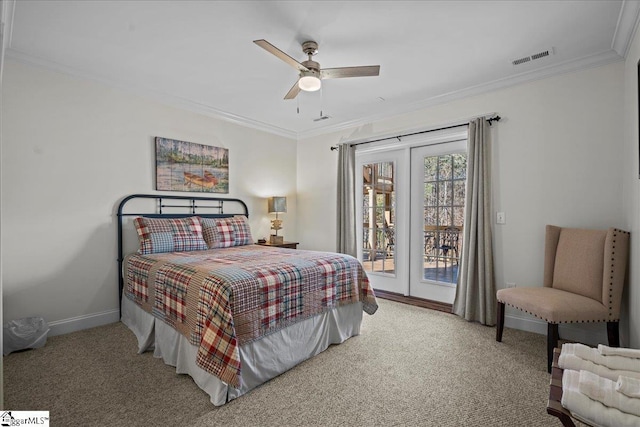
[298, 74, 321, 92]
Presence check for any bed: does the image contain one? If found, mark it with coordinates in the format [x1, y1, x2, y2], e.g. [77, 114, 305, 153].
[117, 194, 377, 406]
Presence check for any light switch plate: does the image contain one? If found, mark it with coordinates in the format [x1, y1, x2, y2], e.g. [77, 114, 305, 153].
[496, 211, 506, 224]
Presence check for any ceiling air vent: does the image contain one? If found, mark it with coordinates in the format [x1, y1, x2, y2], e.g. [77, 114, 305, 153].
[512, 56, 531, 66]
[512, 47, 555, 66]
[531, 49, 551, 60]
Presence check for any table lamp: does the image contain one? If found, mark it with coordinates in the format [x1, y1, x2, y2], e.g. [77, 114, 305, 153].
[268, 196, 287, 244]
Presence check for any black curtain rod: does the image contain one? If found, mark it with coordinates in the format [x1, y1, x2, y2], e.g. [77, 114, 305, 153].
[330, 115, 501, 151]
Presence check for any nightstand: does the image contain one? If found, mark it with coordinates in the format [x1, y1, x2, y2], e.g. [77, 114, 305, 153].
[256, 241, 299, 249]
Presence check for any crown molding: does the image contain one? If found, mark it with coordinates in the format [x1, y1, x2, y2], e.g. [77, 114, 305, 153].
[296, 49, 624, 140]
[5, 48, 298, 140]
[612, 0, 640, 58]
[4, 18, 629, 143]
[6, 46, 624, 143]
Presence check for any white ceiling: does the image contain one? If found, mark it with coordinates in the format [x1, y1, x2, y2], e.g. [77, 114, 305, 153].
[4, 1, 640, 139]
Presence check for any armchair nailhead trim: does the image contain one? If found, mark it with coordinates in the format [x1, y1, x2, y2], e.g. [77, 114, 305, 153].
[499, 301, 611, 324]
[608, 232, 618, 318]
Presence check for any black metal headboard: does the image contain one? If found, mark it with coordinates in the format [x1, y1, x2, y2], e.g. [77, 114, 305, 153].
[116, 193, 249, 313]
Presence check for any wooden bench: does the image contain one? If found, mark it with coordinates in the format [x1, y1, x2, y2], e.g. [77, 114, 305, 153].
[547, 347, 578, 427]
[548, 347, 611, 427]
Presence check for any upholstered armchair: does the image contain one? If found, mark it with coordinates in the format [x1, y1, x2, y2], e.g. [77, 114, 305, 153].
[495, 225, 630, 372]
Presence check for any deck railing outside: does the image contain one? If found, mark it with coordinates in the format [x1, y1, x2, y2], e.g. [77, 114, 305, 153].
[362, 225, 462, 284]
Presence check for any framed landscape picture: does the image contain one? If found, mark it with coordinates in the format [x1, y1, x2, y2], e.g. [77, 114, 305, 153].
[155, 137, 229, 193]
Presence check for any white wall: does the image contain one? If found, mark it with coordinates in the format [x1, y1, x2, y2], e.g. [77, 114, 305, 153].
[3, 53, 636, 348]
[298, 62, 629, 346]
[1, 60, 297, 334]
[623, 23, 640, 349]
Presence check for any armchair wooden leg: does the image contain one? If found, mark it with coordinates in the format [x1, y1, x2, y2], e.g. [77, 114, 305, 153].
[607, 321, 620, 347]
[547, 323, 559, 374]
[496, 302, 505, 342]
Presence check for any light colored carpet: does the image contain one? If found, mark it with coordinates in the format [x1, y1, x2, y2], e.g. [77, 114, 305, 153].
[4, 299, 561, 426]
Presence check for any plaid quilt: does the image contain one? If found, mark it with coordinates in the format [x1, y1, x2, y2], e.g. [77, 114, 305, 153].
[124, 245, 377, 388]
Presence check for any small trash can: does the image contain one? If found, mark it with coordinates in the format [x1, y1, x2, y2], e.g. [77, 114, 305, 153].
[3, 317, 50, 356]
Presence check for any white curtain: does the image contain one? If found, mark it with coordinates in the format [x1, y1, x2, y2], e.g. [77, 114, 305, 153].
[453, 118, 496, 325]
[336, 144, 357, 256]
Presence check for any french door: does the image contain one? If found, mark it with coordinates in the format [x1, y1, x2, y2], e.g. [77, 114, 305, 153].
[355, 134, 466, 303]
[409, 141, 466, 303]
[355, 149, 408, 294]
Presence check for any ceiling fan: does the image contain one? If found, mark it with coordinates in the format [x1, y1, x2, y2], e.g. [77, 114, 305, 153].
[253, 39, 380, 100]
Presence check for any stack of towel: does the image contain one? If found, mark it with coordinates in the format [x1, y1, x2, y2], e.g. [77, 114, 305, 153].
[558, 343, 640, 426]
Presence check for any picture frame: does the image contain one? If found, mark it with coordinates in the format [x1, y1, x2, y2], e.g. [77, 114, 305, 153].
[155, 137, 229, 193]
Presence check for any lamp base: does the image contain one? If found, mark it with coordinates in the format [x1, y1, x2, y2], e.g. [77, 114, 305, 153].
[270, 235, 284, 244]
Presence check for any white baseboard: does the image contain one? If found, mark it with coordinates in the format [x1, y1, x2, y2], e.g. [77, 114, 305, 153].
[505, 314, 609, 347]
[47, 309, 120, 337]
[505, 314, 547, 335]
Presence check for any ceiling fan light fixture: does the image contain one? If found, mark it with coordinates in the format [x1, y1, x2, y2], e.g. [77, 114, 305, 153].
[254, 39, 380, 100]
[298, 72, 321, 92]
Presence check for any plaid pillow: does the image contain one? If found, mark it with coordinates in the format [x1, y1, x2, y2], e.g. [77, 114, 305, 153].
[215, 218, 235, 248]
[200, 216, 253, 248]
[133, 217, 208, 254]
[199, 217, 218, 247]
[228, 216, 253, 246]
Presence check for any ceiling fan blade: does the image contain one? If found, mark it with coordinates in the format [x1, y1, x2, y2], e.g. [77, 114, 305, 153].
[254, 39, 309, 72]
[284, 80, 301, 100]
[321, 66, 380, 79]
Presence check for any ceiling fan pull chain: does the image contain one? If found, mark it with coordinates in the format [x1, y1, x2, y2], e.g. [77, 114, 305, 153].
[320, 86, 323, 117]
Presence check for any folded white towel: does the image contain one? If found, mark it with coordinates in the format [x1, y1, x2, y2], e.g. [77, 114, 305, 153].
[599, 345, 640, 359]
[558, 353, 640, 382]
[578, 370, 640, 417]
[562, 343, 640, 373]
[562, 369, 640, 427]
[617, 376, 640, 399]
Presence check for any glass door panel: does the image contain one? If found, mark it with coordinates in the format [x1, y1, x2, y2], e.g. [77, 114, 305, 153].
[423, 153, 465, 284]
[356, 149, 407, 294]
[410, 142, 466, 303]
[361, 161, 395, 275]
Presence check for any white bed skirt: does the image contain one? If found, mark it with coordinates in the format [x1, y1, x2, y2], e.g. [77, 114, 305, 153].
[121, 295, 363, 406]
